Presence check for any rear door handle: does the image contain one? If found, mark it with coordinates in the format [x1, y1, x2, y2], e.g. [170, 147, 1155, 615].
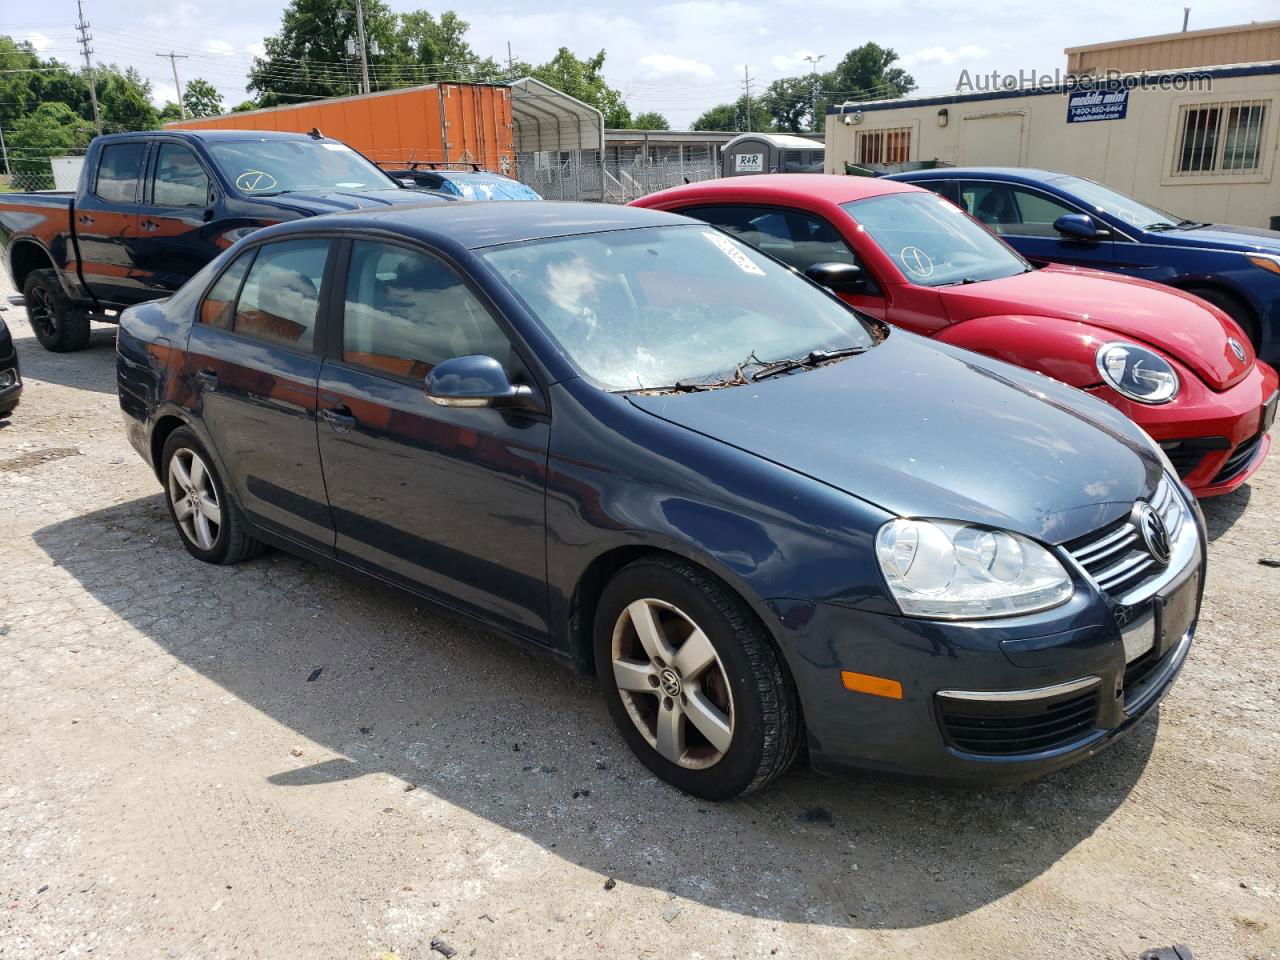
[318, 404, 355, 432]
[77, 214, 94, 226]
[195, 368, 219, 389]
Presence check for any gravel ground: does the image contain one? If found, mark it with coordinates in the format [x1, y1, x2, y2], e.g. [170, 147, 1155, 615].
[0, 272, 1277, 960]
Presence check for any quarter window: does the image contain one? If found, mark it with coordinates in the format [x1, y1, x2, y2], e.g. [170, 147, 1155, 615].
[95, 142, 146, 203]
[1173, 100, 1268, 176]
[342, 241, 511, 380]
[154, 144, 210, 207]
[233, 239, 329, 349]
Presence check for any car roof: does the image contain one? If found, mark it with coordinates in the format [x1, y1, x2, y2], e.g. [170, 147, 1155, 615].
[892, 167, 1063, 183]
[133, 129, 345, 143]
[255, 200, 692, 250]
[640, 173, 922, 206]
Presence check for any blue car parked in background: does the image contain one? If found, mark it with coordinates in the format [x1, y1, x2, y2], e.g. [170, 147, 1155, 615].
[389, 167, 542, 201]
[888, 168, 1280, 363]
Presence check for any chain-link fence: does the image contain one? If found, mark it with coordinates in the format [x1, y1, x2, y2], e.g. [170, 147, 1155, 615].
[2, 151, 87, 193]
[515, 153, 720, 203]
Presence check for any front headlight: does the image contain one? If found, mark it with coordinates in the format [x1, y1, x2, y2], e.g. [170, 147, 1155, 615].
[1095, 341, 1179, 404]
[875, 519, 1073, 619]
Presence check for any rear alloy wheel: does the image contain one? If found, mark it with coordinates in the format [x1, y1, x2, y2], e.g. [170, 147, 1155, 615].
[595, 556, 802, 799]
[23, 269, 90, 353]
[161, 427, 264, 565]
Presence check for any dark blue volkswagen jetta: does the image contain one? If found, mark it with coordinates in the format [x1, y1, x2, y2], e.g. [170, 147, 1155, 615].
[116, 202, 1205, 799]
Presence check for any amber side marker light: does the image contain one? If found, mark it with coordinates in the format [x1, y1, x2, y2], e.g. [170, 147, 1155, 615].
[840, 671, 903, 699]
[1247, 255, 1280, 276]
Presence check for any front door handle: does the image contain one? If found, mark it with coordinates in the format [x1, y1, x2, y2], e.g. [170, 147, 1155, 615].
[318, 404, 355, 432]
[195, 368, 219, 389]
[77, 214, 95, 226]
[141, 219, 160, 232]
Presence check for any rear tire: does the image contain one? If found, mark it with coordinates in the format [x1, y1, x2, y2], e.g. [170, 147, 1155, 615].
[23, 269, 90, 353]
[594, 555, 802, 800]
[1185, 285, 1259, 352]
[161, 427, 265, 565]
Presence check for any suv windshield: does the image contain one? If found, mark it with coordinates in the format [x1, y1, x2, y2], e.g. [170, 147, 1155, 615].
[482, 225, 875, 391]
[1048, 175, 1182, 229]
[842, 192, 1028, 287]
[207, 139, 397, 195]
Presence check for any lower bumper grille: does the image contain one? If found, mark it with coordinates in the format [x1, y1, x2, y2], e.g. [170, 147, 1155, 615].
[939, 688, 1100, 756]
[1212, 432, 1263, 485]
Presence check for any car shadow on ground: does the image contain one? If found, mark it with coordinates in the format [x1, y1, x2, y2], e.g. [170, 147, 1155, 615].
[33, 495, 1157, 931]
[1199, 483, 1252, 541]
[6, 320, 118, 395]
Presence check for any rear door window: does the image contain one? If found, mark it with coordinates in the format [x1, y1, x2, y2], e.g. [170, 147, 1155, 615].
[959, 182, 1079, 237]
[232, 239, 330, 350]
[95, 142, 147, 203]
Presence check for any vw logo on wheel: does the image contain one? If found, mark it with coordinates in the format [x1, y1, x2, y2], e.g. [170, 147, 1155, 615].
[658, 667, 682, 698]
[1136, 503, 1172, 566]
[1228, 337, 1247, 362]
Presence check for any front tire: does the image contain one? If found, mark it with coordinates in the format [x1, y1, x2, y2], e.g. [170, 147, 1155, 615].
[594, 556, 802, 799]
[23, 269, 90, 353]
[161, 428, 264, 565]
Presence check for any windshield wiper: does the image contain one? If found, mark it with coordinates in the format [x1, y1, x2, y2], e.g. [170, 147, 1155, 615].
[936, 276, 985, 286]
[751, 346, 869, 382]
[670, 351, 766, 392]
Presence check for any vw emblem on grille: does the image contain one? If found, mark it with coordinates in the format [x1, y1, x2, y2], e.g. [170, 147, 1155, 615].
[1136, 503, 1172, 566]
[1228, 337, 1247, 362]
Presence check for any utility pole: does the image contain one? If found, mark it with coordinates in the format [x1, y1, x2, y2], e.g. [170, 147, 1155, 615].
[0, 118, 10, 177]
[742, 65, 754, 132]
[507, 42, 515, 76]
[803, 54, 826, 131]
[156, 52, 190, 118]
[1182, 6, 1191, 30]
[353, 0, 371, 95]
[76, 0, 102, 136]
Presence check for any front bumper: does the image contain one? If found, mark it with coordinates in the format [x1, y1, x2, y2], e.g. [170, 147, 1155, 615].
[767, 488, 1205, 783]
[1091, 360, 1278, 497]
[0, 360, 21, 417]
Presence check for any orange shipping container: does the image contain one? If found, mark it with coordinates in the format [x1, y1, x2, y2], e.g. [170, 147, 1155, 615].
[168, 83, 515, 174]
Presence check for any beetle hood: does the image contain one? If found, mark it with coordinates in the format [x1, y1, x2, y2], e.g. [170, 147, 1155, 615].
[628, 332, 1163, 545]
[941, 266, 1254, 390]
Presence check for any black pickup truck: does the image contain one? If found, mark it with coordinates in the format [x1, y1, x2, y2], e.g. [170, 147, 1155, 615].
[0, 130, 446, 351]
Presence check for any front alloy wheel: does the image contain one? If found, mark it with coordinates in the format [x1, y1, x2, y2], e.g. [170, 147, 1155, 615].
[612, 598, 735, 769]
[168, 447, 223, 550]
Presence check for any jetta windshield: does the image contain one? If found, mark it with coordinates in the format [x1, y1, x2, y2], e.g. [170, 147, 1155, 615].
[482, 225, 876, 391]
[207, 139, 398, 194]
[842, 192, 1028, 287]
[1048, 175, 1182, 229]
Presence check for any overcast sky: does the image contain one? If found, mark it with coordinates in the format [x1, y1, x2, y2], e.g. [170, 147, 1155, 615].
[11, 0, 1278, 127]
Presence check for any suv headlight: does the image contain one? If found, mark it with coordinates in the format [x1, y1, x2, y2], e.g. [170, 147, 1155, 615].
[1095, 341, 1179, 404]
[875, 519, 1073, 619]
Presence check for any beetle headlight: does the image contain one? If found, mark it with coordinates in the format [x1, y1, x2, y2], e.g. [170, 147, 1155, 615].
[1095, 341, 1179, 404]
[875, 519, 1073, 619]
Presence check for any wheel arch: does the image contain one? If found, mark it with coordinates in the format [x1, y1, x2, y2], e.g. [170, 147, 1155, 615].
[8, 239, 59, 293]
[149, 411, 195, 479]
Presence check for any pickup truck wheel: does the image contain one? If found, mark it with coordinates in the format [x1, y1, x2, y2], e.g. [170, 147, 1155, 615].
[24, 269, 90, 353]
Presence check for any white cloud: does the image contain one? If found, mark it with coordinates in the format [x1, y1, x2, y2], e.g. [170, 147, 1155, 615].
[901, 44, 990, 66]
[24, 32, 51, 52]
[636, 53, 715, 81]
[205, 39, 236, 56]
[770, 49, 823, 73]
[246, 40, 266, 58]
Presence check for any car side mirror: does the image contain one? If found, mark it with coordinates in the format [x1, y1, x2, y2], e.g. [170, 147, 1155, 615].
[805, 261, 867, 293]
[425, 355, 536, 409]
[1054, 213, 1110, 241]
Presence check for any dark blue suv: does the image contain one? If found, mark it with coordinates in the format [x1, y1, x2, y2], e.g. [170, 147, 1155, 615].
[889, 168, 1280, 363]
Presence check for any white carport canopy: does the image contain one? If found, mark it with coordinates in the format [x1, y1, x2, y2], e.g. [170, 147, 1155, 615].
[509, 76, 605, 153]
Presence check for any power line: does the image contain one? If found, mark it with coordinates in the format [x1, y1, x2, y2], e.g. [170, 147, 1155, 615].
[155, 51, 190, 118]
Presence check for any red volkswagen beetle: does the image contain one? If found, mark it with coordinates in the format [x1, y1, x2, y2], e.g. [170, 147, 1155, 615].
[633, 175, 1277, 497]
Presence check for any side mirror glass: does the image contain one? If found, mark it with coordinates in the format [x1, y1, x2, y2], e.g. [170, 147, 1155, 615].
[425, 355, 535, 409]
[1054, 213, 1109, 241]
[805, 261, 867, 293]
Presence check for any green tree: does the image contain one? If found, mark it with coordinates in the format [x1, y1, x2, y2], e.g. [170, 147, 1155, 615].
[518, 48, 631, 127]
[630, 111, 669, 130]
[182, 78, 224, 118]
[763, 76, 815, 132]
[9, 101, 96, 188]
[158, 101, 184, 123]
[692, 96, 772, 132]
[817, 42, 915, 130]
[395, 10, 501, 81]
[99, 67, 159, 132]
[0, 36, 86, 129]
[232, 99, 259, 113]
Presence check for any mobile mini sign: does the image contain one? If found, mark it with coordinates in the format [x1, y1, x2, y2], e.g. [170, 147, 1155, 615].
[1066, 88, 1129, 123]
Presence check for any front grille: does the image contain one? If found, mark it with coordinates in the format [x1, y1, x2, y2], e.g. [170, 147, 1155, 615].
[939, 688, 1100, 756]
[1065, 477, 1186, 598]
[1212, 432, 1263, 485]
[1163, 447, 1204, 477]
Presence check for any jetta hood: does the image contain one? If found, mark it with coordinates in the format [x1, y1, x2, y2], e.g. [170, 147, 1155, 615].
[1147, 222, 1280, 254]
[629, 332, 1161, 545]
[257, 189, 452, 217]
[941, 266, 1252, 389]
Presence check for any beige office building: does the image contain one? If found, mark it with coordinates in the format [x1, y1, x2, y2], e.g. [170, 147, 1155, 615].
[824, 22, 1280, 228]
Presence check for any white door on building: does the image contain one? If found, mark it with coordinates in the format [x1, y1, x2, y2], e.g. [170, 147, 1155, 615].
[960, 113, 1025, 166]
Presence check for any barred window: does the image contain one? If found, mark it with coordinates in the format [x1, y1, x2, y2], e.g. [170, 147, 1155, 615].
[856, 127, 912, 166]
[1173, 100, 1268, 176]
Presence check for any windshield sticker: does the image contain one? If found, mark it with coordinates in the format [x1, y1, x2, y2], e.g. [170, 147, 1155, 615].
[898, 245, 934, 278]
[235, 170, 278, 192]
[702, 231, 765, 276]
